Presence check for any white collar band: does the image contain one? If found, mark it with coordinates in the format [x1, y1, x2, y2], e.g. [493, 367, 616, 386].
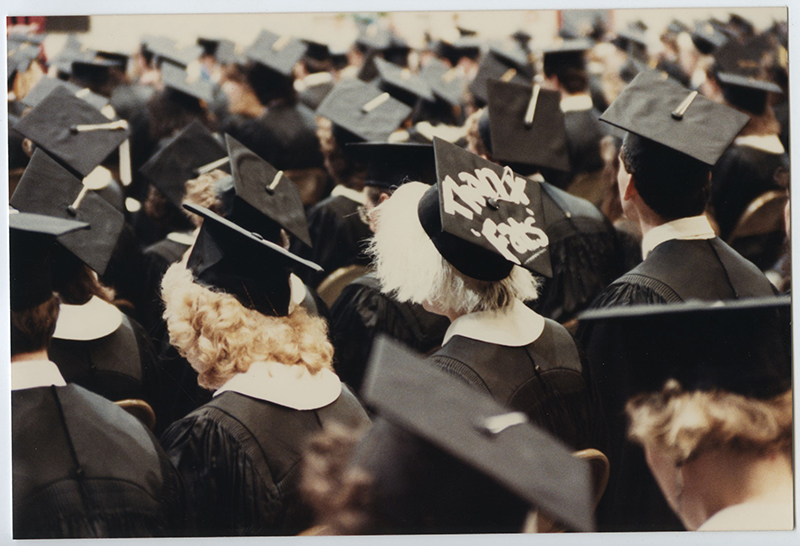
[734, 134, 785, 155]
[53, 296, 123, 341]
[560, 93, 594, 113]
[443, 298, 546, 347]
[641, 215, 716, 259]
[11, 360, 67, 391]
[331, 185, 367, 205]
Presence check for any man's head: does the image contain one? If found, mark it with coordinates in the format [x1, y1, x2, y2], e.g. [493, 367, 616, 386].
[11, 296, 60, 358]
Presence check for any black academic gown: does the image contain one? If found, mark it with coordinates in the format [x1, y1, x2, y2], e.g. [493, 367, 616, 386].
[578, 236, 776, 532]
[48, 312, 165, 433]
[140, 233, 193, 333]
[293, 192, 373, 288]
[160, 385, 370, 536]
[330, 272, 451, 394]
[12, 384, 183, 538]
[544, 105, 608, 191]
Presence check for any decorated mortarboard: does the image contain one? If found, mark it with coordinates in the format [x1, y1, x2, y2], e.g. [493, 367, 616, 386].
[160, 61, 214, 103]
[599, 70, 749, 165]
[374, 57, 435, 106]
[488, 40, 534, 78]
[13, 85, 132, 184]
[469, 51, 532, 106]
[21, 77, 109, 112]
[139, 120, 228, 207]
[9, 210, 90, 312]
[245, 30, 307, 78]
[221, 134, 312, 247]
[691, 20, 729, 54]
[359, 336, 594, 532]
[183, 204, 322, 317]
[10, 149, 125, 275]
[578, 296, 791, 400]
[345, 142, 436, 189]
[419, 59, 467, 107]
[487, 80, 570, 173]
[316, 78, 413, 143]
[418, 137, 552, 281]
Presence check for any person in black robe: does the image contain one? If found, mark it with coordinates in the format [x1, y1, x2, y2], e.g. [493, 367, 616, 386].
[577, 71, 776, 532]
[159, 205, 370, 536]
[9, 212, 183, 539]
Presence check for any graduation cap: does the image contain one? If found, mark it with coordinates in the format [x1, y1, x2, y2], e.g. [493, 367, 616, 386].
[316, 78, 413, 143]
[488, 40, 534, 78]
[139, 120, 228, 207]
[94, 49, 129, 69]
[487, 80, 570, 173]
[345, 142, 436, 190]
[469, 51, 532, 106]
[246, 30, 307, 78]
[714, 37, 772, 78]
[541, 39, 592, 78]
[10, 149, 125, 275]
[511, 29, 532, 47]
[160, 61, 214, 103]
[667, 19, 690, 36]
[183, 204, 322, 317]
[7, 42, 40, 82]
[22, 77, 109, 112]
[599, 69, 749, 165]
[691, 20, 729, 54]
[578, 296, 791, 400]
[70, 58, 121, 88]
[13, 85, 132, 183]
[359, 336, 594, 532]
[221, 134, 312, 247]
[147, 39, 202, 68]
[419, 59, 467, 107]
[374, 57, 435, 106]
[419, 138, 552, 281]
[197, 37, 238, 65]
[356, 24, 409, 54]
[50, 36, 95, 77]
[9, 211, 90, 312]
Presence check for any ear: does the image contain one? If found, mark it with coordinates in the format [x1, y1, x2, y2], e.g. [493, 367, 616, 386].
[623, 174, 638, 201]
[378, 192, 391, 204]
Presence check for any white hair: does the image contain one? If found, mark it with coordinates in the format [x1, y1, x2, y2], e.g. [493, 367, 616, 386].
[367, 182, 539, 315]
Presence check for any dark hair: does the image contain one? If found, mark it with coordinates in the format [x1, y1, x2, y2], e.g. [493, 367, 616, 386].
[50, 247, 116, 306]
[544, 52, 588, 94]
[146, 88, 218, 143]
[11, 295, 60, 356]
[246, 62, 297, 106]
[620, 133, 711, 221]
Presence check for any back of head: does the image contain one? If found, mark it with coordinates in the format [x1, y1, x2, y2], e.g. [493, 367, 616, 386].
[11, 296, 59, 357]
[621, 133, 711, 221]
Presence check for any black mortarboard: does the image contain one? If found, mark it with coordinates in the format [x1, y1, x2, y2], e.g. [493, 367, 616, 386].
[712, 36, 782, 113]
[714, 37, 772, 78]
[10, 149, 125, 275]
[94, 49, 129, 69]
[13, 85, 130, 178]
[222, 134, 312, 247]
[419, 59, 467, 107]
[691, 20, 729, 54]
[345, 142, 436, 190]
[160, 61, 213, 103]
[578, 297, 791, 400]
[511, 29, 532, 47]
[50, 36, 94, 77]
[356, 25, 409, 55]
[469, 51, 532, 106]
[70, 58, 119, 88]
[487, 80, 570, 173]
[139, 121, 228, 207]
[22, 77, 109, 111]
[360, 336, 594, 532]
[374, 57, 435, 106]
[183, 204, 322, 317]
[197, 36, 237, 64]
[615, 24, 648, 48]
[316, 78, 412, 143]
[488, 40, 534, 78]
[432, 35, 482, 64]
[246, 30, 307, 79]
[599, 70, 749, 165]
[147, 39, 202, 68]
[542, 39, 592, 77]
[418, 138, 552, 281]
[9, 211, 89, 312]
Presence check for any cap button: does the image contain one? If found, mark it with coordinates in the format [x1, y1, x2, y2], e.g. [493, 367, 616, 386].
[486, 198, 500, 211]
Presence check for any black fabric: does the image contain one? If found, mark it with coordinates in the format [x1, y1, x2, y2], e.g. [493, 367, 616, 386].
[99, 221, 149, 320]
[429, 320, 598, 452]
[141, 235, 192, 332]
[160, 387, 370, 536]
[291, 194, 373, 288]
[330, 272, 450, 394]
[12, 385, 183, 538]
[545, 107, 609, 190]
[577, 236, 776, 532]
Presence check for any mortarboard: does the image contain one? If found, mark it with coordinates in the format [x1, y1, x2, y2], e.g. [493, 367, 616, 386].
[246, 30, 307, 79]
[374, 57, 435, 106]
[22, 77, 110, 112]
[197, 36, 237, 65]
[599, 69, 749, 165]
[50, 36, 95, 77]
[487, 80, 570, 173]
[10, 149, 125, 275]
[183, 204, 322, 317]
[359, 336, 594, 532]
[488, 40, 534, 78]
[70, 58, 120, 88]
[419, 59, 467, 107]
[221, 134, 312, 247]
[578, 296, 791, 400]
[7, 42, 40, 82]
[9, 210, 90, 312]
[139, 120, 228, 207]
[542, 39, 592, 75]
[316, 78, 413, 143]
[667, 19, 690, 36]
[418, 137, 553, 281]
[691, 20, 729, 54]
[712, 36, 782, 114]
[345, 142, 436, 189]
[469, 51, 532, 106]
[12, 85, 132, 183]
[146, 38, 202, 68]
[511, 29, 532, 47]
[160, 61, 214, 103]
[94, 49, 129, 69]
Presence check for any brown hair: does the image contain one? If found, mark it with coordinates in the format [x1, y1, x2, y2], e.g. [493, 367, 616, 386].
[11, 295, 60, 356]
[316, 116, 366, 190]
[182, 169, 228, 227]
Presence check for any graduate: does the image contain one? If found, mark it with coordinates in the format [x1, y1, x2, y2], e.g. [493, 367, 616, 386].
[10, 211, 183, 538]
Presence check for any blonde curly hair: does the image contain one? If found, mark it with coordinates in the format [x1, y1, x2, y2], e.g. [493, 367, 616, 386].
[182, 169, 229, 228]
[626, 379, 793, 466]
[161, 263, 334, 390]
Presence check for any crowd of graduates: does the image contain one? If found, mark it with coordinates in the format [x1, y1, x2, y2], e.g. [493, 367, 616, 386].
[6, 9, 793, 538]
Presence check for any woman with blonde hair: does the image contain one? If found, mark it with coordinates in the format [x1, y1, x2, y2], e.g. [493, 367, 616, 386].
[160, 205, 369, 536]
